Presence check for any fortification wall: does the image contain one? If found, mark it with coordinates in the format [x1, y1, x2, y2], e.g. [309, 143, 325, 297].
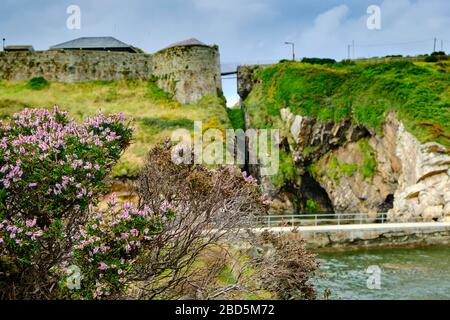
[152, 45, 221, 104]
[0, 45, 221, 104]
[0, 50, 153, 82]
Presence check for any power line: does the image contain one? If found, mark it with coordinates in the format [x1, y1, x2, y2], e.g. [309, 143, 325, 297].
[221, 37, 446, 67]
[355, 39, 432, 48]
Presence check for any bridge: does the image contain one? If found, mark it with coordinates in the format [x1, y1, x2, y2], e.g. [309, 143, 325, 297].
[253, 213, 391, 228]
[220, 71, 237, 76]
[220, 60, 278, 77]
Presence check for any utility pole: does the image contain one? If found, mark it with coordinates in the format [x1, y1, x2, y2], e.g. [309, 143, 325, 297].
[441, 40, 444, 52]
[284, 42, 295, 61]
[433, 37, 437, 52]
[352, 40, 355, 59]
[347, 44, 351, 59]
[2, 38, 5, 51]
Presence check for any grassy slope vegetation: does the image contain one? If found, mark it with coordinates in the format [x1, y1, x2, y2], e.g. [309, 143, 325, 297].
[0, 79, 230, 177]
[245, 59, 450, 148]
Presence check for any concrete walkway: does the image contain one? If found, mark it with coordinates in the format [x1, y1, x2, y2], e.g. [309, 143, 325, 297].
[252, 222, 450, 249]
[254, 221, 450, 233]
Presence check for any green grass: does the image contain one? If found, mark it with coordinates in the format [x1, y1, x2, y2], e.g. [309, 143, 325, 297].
[145, 80, 178, 105]
[303, 145, 314, 155]
[245, 60, 450, 147]
[358, 138, 377, 179]
[139, 117, 195, 133]
[0, 80, 231, 178]
[227, 107, 245, 130]
[324, 156, 340, 181]
[340, 163, 359, 177]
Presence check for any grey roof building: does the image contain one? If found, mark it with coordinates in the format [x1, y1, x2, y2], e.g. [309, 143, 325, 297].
[4, 45, 34, 52]
[161, 38, 208, 51]
[50, 37, 136, 53]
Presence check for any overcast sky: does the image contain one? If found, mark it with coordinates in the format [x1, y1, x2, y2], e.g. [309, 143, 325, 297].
[1, 0, 449, 106]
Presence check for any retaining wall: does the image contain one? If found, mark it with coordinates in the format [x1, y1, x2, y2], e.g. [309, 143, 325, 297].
[255, 222, 450, 250]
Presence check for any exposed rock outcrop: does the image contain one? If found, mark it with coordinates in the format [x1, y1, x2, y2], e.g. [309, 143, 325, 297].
[278, 108, 398, 216]
[387, 121, 450, 222]
[279, 108, 368, 165]
[237, 65, 263, 100]
[255, 107, 450, 222]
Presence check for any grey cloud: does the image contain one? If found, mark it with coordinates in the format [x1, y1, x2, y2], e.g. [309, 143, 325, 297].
[1, 0, 449, 101]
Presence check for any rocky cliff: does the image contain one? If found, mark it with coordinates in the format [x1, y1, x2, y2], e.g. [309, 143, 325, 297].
[238, 60, 450, 222]
[387, 120, 450, 222]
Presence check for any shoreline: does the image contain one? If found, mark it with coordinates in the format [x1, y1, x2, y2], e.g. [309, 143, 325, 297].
[253, 222, 450, 251]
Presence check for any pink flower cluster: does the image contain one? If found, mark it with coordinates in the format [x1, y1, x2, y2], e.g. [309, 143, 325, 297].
[0, 106, 133, 228]
[242, 171, 258, 185]
[0, 218, 43, 252]
[226, 165, 258, 185]
[71, 194, 170, 298]
[0, 106, 129, 192]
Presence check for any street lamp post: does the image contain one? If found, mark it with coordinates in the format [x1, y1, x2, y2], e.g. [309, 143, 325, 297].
[284, 42, 295, 61]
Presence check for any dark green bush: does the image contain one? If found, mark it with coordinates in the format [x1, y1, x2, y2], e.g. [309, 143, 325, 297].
[425, 55, 439, 62]
[338, 59, 356, 66]
[301, 57, 337, 65]
[27, 77, 50, 90]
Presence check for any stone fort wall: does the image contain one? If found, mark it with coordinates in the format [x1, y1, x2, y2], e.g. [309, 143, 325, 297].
[0, 51, 153, 82]
[152, 45, 221, 104]
[0, 45, 222, 104]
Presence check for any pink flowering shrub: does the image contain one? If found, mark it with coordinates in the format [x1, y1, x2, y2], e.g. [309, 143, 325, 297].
[0, 218, 43, 254]
[0, 107, 133, 299]
[63, 195, 173, 299]
[0, 106, 132, 219]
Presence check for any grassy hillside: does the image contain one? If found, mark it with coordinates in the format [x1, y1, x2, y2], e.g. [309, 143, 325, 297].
[245, 59, 450, 147]
[0, 79, 230, 177]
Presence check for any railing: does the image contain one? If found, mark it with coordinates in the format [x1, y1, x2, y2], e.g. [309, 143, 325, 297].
[254, 213, 388, 228]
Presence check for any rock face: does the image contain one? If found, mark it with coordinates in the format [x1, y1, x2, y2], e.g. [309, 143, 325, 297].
[279, 108, 368, 165]
[255, 107, 450, 222]
[309, 113, 403, 216]
[237, 65, 262, 100]
[254, 107, 369, 214]
[387, 121, 450, 222]
[277, 108, 398, 216]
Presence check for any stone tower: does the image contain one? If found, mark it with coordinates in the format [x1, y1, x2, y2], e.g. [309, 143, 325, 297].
[151, 38, 222, 104]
